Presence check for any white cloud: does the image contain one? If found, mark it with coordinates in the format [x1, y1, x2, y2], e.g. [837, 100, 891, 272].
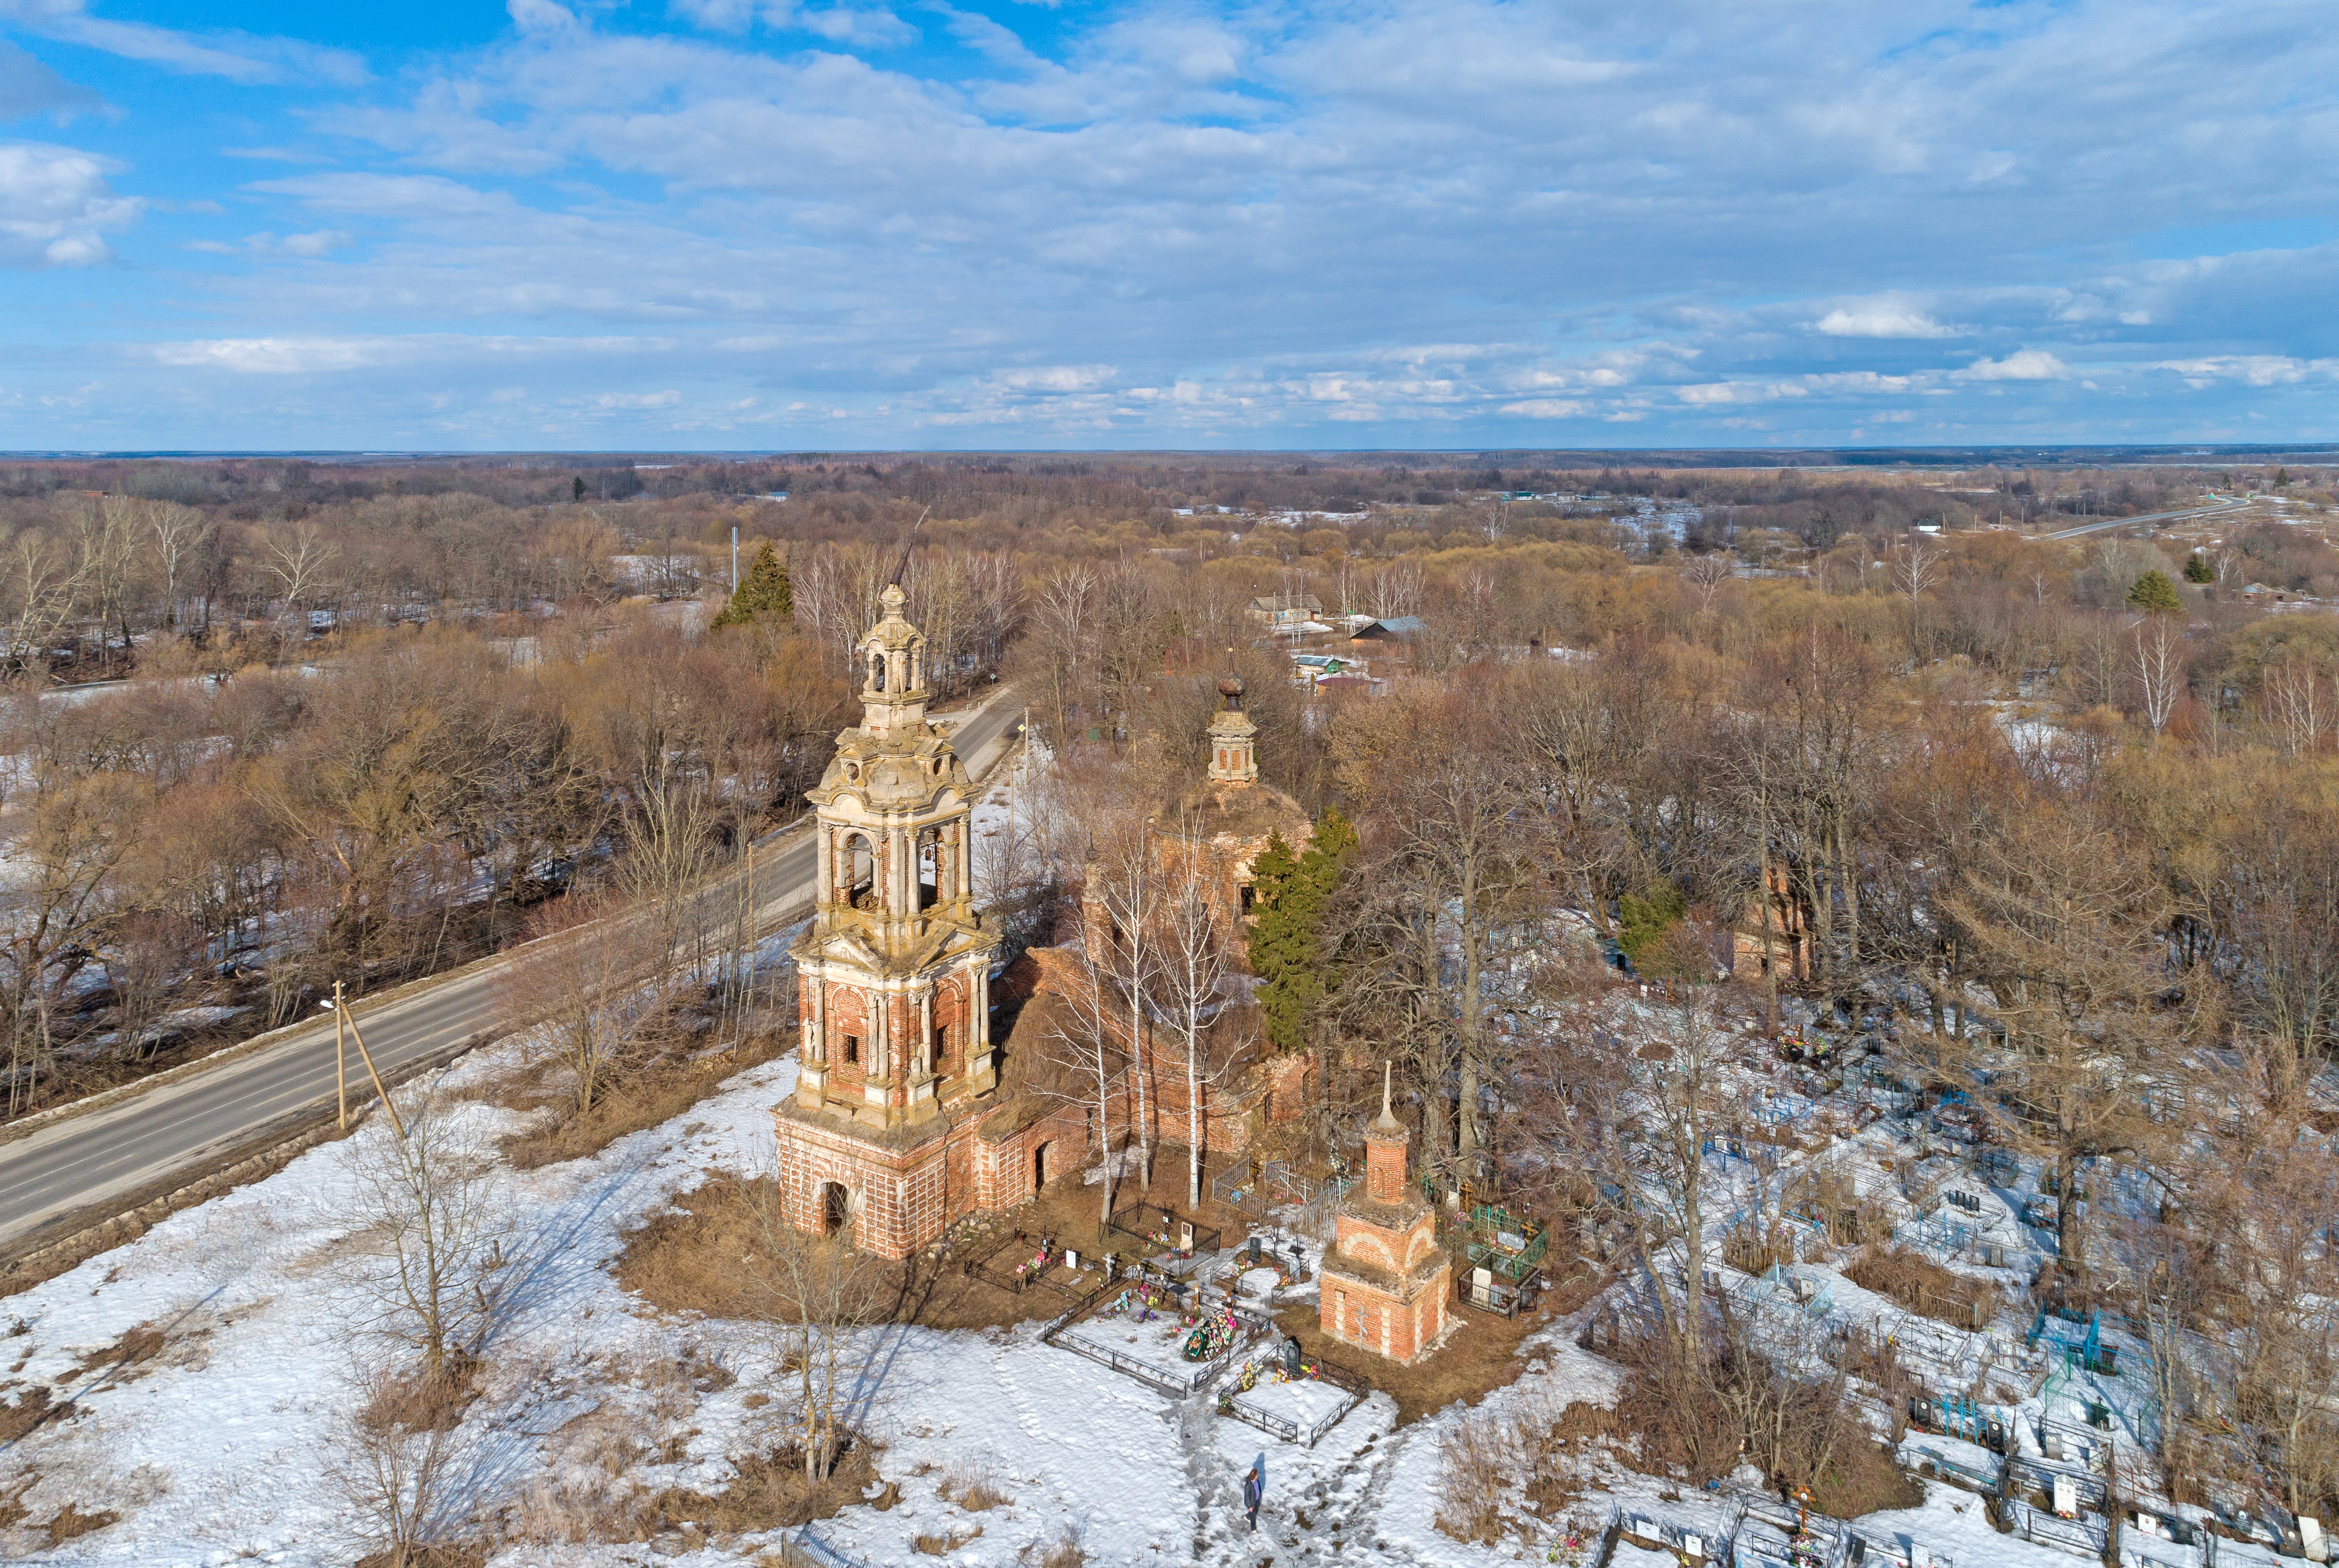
[278, 227, 353, 256]
[2152, 355, 2332, 388]
[506, 0, 579, 35]
[0, 140, 141, 266]
[1813, 305, 1953, 339]
[147, 336, 391, 373]
[12, 0, 2339, 444]
[0, 0, 364, 85]
[1955, 349, 2069, 382]
[0, 37, 102, 118]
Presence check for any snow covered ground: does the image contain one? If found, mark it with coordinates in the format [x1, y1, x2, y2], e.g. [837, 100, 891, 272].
[1, 979, 2305, 1566]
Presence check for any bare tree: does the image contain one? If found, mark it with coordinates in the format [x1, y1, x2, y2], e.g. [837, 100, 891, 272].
[327, 1359, 477, 1568]
[1892, 532, 1943, 663]
[2131, 614, 2186, 733]
[496, 893, 667, 1116]
[1025, 563, 1098, 746]
[339, 1087, 509, 1377]
[742, 1163, 887, 1480]
[1938, 803, 2180, 1272]
[1680, 552, 1733, 619]
[260, 520, 340, 621]
[2263, 661, 2330, 756]
[1034, 920, 1129, 1227]
[1084, 817, 1160, 1184]
[142, 499, 211, 631]
[1151, 821, 1247, 1209]
[0, 527, 85, 674]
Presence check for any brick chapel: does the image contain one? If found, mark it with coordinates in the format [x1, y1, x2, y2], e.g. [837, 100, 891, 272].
[1320, 1066, 1452, 1362]
[773, 584, 1083, 1259]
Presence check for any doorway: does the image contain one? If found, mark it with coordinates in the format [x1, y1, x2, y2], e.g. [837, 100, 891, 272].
[818, 1181, 851, 1237]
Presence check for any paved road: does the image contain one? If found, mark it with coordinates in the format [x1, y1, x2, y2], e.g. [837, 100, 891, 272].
[0, 690, 1026, 1251]
[2036, 495, 2252, 541]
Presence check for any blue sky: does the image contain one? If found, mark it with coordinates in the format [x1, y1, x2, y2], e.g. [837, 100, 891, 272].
[1, 0, 2334, 451]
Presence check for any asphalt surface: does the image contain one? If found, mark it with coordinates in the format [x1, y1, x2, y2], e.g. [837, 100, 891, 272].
[2036, 496, 2253, 541]
[0, 689, 1026, 1252]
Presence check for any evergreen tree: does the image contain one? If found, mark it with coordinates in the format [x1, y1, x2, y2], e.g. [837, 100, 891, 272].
[1617, 882, 1686, 972]
[711, 541, 793, 630]
[2183, 552, 2215, 584]
[1247, 808, 1357, 1053]
[2126, 569, 2182, 614]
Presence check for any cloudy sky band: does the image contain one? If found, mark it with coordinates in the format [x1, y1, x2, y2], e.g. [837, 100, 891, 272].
[0, 0, 2333, 448]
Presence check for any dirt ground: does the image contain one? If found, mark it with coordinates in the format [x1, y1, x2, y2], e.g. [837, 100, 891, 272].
[616, 1154, 1282, 1333]
[1273, 1289, 1572, 1428]
[617, 1153, 1605, 1435]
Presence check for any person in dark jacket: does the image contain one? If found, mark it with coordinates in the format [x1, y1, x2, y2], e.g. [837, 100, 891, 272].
[1243, 1454, 1266, 1531]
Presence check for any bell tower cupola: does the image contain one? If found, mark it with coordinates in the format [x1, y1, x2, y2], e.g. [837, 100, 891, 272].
[1207, 674, 1259, 785]
[859, 582, 929, 740]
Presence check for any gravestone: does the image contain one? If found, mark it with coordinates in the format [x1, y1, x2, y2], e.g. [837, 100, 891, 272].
[1282, 1335, 1303, 1377]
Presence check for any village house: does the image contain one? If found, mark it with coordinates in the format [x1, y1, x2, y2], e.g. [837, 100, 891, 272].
[1247, 592, 1325, 633]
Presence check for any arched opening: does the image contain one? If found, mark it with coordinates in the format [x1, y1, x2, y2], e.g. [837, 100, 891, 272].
[817, 1181, 851, 1237]
[917, 827, 939, 910]
[866, 650, 885, 690]
[843, 833, 875, 909]
[1033, 1140, 1053, 1193]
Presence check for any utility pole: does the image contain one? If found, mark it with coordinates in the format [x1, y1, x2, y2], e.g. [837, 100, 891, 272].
[333, 980, 347, 1129]
[731, 525, 739, 593]
[324, 992, 406, 1139]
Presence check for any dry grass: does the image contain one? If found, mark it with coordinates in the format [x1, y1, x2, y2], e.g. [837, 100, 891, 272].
[938, 1461, 1008, 1512]
[1434, 1389, 1604, 1545]
[914, 1525, 983, 1554]
[640, 1438, 884, 1537]
[1434, 1405, 1511, 1542]
[497, 1032, 788, 1171]
[1039, 1525, 1089, 1568]
[0, 1386, 54, 1443]
[353, 1547, 485, 1568]
[356, 1357, 482, 1437]
[43, 1504, 120, 1546]
[1846, 1244, 1997, 1329]
[66, 1324, 166, 1382]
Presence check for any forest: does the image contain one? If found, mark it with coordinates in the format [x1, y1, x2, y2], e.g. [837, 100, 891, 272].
[1, 450, 2337, 1550]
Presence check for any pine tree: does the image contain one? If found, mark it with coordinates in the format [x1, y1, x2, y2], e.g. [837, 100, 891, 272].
[2126, 569, 2182, 614]
[711, 541, 793, 630]
[2183, 552, 2215, 584]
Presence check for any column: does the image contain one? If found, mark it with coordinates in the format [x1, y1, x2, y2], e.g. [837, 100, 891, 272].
[808, 972, 826, 1061]
[975, 962, 990, 1046]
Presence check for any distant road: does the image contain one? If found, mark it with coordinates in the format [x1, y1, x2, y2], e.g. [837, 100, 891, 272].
[2036, 495, 2253, 541]
[0, 689, 1025, 1252]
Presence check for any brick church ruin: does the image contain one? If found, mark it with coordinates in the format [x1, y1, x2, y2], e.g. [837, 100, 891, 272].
[774, 584, 1083, 1258]
[772, 598, 1319, 1259]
